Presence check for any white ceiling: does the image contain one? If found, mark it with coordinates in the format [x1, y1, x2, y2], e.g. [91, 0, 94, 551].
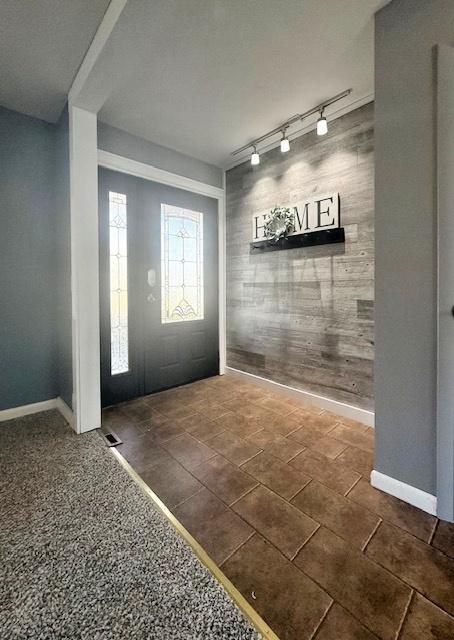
[1, 0, 388, 165]
[77, 0, 388, 167]
[0, 0, 110, 122]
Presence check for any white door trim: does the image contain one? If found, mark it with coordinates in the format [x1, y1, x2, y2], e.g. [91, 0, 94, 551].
[98, 150, 224, 200]
[70, 107, 101, 434]
[97, 149, 227, 380]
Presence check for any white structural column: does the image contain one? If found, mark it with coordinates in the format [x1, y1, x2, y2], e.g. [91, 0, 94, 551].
[437, 45, 454, 522]
[69, 106, 101, 433]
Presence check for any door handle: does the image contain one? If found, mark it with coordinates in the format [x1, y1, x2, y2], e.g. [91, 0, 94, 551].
[147, 268, 156, 302]
[147, 268, 156, 288]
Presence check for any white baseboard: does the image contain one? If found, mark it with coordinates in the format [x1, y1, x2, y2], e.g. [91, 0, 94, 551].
[225, 366, 374, 427]
[0, 398, 59, 422]
[55, 397, 76, 432]
[371, 470, 437, 516]
[0, 396, 76, 432]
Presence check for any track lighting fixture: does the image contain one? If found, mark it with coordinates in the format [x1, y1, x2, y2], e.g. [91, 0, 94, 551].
[232, 88, 351, 162]
[251, 146, 260, 165]
[280, 130, 290, 153]
[316, 109, 328, 136]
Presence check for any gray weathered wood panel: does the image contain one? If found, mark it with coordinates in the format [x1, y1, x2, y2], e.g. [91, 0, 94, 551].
[225, 102, 374, 410]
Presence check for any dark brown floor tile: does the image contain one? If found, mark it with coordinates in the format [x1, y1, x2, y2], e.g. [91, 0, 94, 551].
[222, 534, 332, 640]
[294, 527, 411, 640]
[103, 417, 145, 443]
[246, 429, 305, 463]
[336, 445, 374, 477]
[236, 387, 270, 403]
[182, 413, 225, 443]
[221, 399, 270, 421]
[188, 377, 217, 389]
[309, 435, 349, 460]
[366, 521, 454, 616]
[338, 416, 371, 432]
[191, 455, 258, 505]
[254, 395, 298, 416]
[315, 604, 378, 640]
[205, 375, 242, 391]
[153, 400, 201, 420]
[207, 431, 262, 466]
[330, 423, 374, 453]
[138, 408, 170, 432]
[117, 433, 172, 473]
[290, 421, 338, 448]
[290, 449, 361, 495]
[144, 393, 174, 411]
[255, 411, 302, 437]
[102, 406, 138, 428]
[241, 451, 311, 500]
[432, 520, 454, 559]
[149, 417, 187, 444]
[399, 593, 454, 640]
[209, 387, 242, 403]
[174, 412, 214, 432]
[319, 412, 369, 432]
[292, 480, 380, 549]
[188, 399, 231, 420]
[161, 433, 216, 470]
[181, 383, 211, 401]
[117, 398, 159, 423]
[140, 458, 203, 508]
[347, 479, 436, 542]
[215, 412, 261, 438]
[232, 485, 318, 559]
[290, 402, 324, 416]
[291, 410, 339, 432]
[173, 488, 253, 566]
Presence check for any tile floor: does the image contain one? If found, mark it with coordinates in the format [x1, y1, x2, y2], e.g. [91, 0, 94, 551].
[102, 375, 454, 640]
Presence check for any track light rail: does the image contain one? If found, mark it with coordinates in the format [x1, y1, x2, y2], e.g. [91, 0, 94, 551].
[231, 88, 352, 156]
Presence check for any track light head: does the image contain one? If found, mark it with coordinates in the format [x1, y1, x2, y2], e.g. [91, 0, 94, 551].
[316, 110, 328, 136]
[280, 131, 290, 153]
[251, 146, 260, 165]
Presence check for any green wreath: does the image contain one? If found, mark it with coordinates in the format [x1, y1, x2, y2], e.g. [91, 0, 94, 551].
[264, 206, 294, 243]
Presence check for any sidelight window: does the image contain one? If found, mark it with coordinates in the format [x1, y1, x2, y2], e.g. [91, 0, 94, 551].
[161, 204, 204, 323]
[109, 191, 129, 374]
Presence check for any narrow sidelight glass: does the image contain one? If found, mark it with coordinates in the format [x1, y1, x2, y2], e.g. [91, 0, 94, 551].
[108, 191, 129, 374]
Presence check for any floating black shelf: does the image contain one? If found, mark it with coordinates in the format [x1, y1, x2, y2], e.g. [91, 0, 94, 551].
[250, 227, 345, 253]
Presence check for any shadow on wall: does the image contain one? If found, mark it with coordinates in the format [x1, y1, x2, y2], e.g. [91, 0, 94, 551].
[225, 101, 374, 411]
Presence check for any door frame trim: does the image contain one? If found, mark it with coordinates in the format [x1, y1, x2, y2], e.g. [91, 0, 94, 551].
[97, 149, 227, 383]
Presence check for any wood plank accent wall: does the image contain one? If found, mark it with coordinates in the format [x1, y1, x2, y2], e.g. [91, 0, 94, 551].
[225, 102, 374, 410]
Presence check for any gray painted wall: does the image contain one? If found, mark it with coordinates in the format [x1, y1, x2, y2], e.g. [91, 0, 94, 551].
[0, 106, 58, 409]
[375, 0, 454, 495]
[226, 103, 374, 410]
[55, 109, 73, 408]
[97, 121, 223, 189]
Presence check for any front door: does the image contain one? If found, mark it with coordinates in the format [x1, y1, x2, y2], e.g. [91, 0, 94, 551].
[99, 168, 219, 407]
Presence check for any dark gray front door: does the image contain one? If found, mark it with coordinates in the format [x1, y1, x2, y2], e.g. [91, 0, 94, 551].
[99, 168, 219, 407]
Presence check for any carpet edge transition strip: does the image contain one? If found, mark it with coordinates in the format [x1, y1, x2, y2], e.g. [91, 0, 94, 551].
[110, 447, 280, 640]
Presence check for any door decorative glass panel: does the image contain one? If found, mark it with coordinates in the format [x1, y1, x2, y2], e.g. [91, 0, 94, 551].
[161, 204, 204, 323]
[109, 191, 129, 374]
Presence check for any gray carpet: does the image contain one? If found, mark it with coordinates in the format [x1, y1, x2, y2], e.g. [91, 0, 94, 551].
[0, 411, 261, 640]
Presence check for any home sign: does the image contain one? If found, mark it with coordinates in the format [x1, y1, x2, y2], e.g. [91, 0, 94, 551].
[250, 192, 345, 253]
